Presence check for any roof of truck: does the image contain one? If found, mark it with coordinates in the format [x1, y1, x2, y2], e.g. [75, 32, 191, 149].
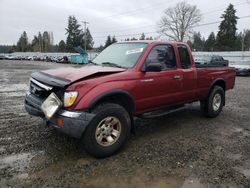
[118, 40, 188, 46]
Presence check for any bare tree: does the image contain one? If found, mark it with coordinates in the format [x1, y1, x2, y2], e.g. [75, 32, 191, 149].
[158, 1, 201, 42]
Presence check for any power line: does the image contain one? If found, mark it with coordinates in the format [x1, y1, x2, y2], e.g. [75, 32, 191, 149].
[202, 1, 247, 15]
[101, 0, 175, 19]
[93, 24, 156, 34]
[194, 15, 250, 27]
[91, 1, 248, 35]
[99, 0, 245, 20]
[92, 15, 250, 39]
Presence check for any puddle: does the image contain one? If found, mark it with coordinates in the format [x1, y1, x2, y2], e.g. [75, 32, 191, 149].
[228, 153, 242, 160]
[0, 152, 35, 180]
[235, 167, 250, 179]
[1, 91, 26, 97]
[0, 84, 28, 92]
[181, 177, 205, 188]
[233, 127, 243, 132]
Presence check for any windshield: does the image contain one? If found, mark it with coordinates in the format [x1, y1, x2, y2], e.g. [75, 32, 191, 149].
[93, 43, 148, 68]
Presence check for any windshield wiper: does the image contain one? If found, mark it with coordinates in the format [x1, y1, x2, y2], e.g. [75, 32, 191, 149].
[88, 60, 98, 65]
[101, 62, 123, 68]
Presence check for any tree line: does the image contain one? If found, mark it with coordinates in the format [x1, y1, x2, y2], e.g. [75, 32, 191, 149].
[159, 2, 250, 51]
[1, 2, 250, 53]
[0, 16, 95, 53]
[187, 29, 250, 51]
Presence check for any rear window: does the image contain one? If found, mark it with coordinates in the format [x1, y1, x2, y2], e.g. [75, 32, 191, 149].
[177, 45, 191, 69]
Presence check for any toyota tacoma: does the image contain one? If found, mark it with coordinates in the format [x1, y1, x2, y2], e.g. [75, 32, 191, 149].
[25, 41, 236, 157]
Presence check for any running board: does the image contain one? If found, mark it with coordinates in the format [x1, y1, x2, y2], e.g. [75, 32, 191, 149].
[140, 105, 186, 119]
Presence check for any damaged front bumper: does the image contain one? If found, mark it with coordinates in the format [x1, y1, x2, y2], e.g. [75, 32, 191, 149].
[25, 93, 95, 139]
[49, 110, 95, 138]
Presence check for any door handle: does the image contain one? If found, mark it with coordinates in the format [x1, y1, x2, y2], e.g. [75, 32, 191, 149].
[173, 75, 181, 80]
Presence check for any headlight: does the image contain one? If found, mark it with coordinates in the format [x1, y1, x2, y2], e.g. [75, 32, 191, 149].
[41, 92, 63, 119]
[64, 91, 78, 107]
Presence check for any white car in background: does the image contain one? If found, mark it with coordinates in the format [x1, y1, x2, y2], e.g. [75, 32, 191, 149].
[5, 55, 14, 60]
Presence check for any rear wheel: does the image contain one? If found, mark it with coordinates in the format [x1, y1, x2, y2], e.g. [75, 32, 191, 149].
[82, 103, 131, 158]
[200, 86, 225, 118]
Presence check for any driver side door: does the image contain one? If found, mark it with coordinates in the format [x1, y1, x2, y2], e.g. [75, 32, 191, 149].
[136, 44, 183, 112]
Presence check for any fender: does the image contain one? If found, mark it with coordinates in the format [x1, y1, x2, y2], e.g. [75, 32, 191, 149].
[207, 78, 226, 105]
[208, 78, 226, 92]
[88, 89, 135, 114]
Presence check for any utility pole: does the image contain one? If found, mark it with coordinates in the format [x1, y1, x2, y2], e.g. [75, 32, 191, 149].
[82, 21, 89, 52]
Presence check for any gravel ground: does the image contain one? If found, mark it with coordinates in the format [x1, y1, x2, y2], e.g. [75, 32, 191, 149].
[0, 60, 249, 188]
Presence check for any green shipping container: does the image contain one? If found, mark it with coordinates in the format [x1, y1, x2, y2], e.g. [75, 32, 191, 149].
[70, 46, 89, 64]
[70, 54, 88, 64]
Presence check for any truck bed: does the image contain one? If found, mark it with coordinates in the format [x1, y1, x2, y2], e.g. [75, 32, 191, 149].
[196, 67, 236, 100]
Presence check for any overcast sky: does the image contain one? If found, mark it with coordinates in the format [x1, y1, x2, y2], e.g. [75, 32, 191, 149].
[0, 0, 250, 47]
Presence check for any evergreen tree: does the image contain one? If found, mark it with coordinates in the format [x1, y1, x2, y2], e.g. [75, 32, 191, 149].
[243, 29, 250, 51]
[130, 37, 137, 41]
[65, 16, 84, 52]
[82, 28, 94, 50]
[192, 32, 204, 51]
[204, 32, 216, 51]
[31, 35, 40, 52]
[0, 45, 15, 53]
[58, 40, 67, 52]
[146, 36, 153, 40]
[104, 35, 112, 48]
[42, 31, 51, 52]
[139, 33, 145, 40]
[235, 32, 244, 51]
[16, 31, 29, 52]
[187, 40, 193, 50]
[216, 4, 238, 51]
[111, 36, 117, 44]
[97, 45, 105, 52]
[38, 32, 43, 52]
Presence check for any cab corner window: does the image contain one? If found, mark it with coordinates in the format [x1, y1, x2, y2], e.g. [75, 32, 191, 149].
[178, 46, 191, 69]
[145, 45, 177, 70]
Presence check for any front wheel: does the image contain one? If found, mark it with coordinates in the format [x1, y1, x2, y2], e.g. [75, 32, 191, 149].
[82, 103, 131, 158]
[200, 86, 225, 118]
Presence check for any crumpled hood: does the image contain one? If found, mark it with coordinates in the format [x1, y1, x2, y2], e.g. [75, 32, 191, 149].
[31, 64, 125, 88]
[43, 64, 125, 81]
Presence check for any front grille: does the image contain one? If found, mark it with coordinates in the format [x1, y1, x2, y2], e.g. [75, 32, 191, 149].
[25, 78, 65, 117]
[29, 78, 64, 101]
[30, 81, 51, 98]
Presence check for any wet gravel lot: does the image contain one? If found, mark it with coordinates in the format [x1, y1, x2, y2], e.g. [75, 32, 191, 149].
[0, 60, 249, 188]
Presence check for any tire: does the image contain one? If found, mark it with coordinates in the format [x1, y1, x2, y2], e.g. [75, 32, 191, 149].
[82, 103, 131, 158]
[200, 86, 225, 118]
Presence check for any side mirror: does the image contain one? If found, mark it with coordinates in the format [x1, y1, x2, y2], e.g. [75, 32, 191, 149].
[145, 63, 162, 72]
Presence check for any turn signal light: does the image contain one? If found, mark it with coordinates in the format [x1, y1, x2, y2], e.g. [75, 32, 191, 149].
[56, 117, 63, 127]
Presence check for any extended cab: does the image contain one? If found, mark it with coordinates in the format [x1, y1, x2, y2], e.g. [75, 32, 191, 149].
[25, 41, 236, 157]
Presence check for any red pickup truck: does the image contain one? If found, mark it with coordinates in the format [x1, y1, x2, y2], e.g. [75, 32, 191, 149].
[25, 41, 235, 157]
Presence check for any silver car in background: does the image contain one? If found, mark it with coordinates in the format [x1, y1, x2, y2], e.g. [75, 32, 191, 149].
[229, 61, 250, 76]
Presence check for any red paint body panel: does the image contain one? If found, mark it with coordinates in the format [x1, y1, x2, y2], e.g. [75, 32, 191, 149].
[43, 41, 236, 115]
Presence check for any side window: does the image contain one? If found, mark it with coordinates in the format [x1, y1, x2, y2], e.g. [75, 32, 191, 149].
[177, 45, 191, 69]
[214, 56, 219, 61]
[145, 45, 177, 70]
